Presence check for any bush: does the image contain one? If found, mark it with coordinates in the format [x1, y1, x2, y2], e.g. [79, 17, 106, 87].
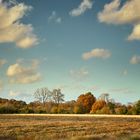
[0, 104, 18, 114]
[50, 106, 58, 114]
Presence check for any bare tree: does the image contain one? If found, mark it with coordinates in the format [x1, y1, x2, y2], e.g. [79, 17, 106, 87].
[98, 93, 109, 103]
[34, 87, 51, 106]
[52, 89, 64, 106]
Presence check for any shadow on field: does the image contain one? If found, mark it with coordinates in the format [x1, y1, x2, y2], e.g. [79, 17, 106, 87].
[1, 135, 140, 140]
[0, 137, 16, 140]
[70, 135, 140, 140]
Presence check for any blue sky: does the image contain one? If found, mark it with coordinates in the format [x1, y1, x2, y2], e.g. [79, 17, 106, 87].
[0, 0, 140, 104]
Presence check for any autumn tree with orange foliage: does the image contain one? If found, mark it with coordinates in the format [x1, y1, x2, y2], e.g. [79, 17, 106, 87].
[90, 100, 106, 113]
[75, 92, 96, 113]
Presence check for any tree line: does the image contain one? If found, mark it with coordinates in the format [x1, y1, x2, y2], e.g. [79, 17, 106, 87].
[0, 87, 140, 114]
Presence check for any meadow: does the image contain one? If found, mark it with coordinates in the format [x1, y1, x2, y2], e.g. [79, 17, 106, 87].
[0, 114, 140, 140]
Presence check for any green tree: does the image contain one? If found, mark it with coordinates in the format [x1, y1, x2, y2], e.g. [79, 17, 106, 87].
[115, 105, 127, 114]
[135, 100, 140, 114]
[108, 102, 115, 114]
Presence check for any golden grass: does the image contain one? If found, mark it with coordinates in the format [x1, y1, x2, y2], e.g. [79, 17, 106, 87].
[0, 114, 140, 140]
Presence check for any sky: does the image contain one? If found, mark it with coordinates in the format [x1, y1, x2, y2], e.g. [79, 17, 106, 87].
[0, 0, 140, 104]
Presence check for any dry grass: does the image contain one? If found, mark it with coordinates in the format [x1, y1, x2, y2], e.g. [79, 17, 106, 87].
[0, 114, 140, 140]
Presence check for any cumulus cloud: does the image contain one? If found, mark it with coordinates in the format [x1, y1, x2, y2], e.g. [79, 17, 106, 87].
[0, 59, 6, 67]
[7, 60, 41, 84]
[70, 68, 89, 80]
[69, 0, 93, 17]
[130, 55, 140, 64]
[128, 24, 140, 40]
[48, 11, 62, 24]
[82, 48, 111, 60]
[0, 0, 38, 48]
[98, 0, 140, 41]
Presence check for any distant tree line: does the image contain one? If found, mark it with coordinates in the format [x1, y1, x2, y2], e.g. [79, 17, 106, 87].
[0, 87, 140, 114]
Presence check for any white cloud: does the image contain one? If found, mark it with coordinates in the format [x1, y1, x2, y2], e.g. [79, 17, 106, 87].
[122, 69, 128, 76]
[48, 11, 56, 21]
[9, 90, 20, 97]
[130, 55, 140, 64]
[48, 11, 62, 24]
[0, 59, 6, 67]
[69, 0, 93, 17]
[0, 1, 38, 48]
[7, 60, 41, 84]
[128, 24, 140, 40]
[70, 68, 89, 80]
[56, 17, 62, 23]
[98, 0, 140, 41]
[82, 48, 111, 60]
[16, 36, 38, 48]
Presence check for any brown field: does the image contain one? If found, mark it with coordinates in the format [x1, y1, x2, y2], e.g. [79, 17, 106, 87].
[0, 114, 140, 140]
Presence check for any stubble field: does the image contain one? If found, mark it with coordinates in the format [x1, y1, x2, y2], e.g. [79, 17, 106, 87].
[0, 114, 140, 140]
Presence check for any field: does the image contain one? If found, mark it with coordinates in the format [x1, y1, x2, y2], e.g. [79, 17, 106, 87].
[0, 114, 140, 140]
